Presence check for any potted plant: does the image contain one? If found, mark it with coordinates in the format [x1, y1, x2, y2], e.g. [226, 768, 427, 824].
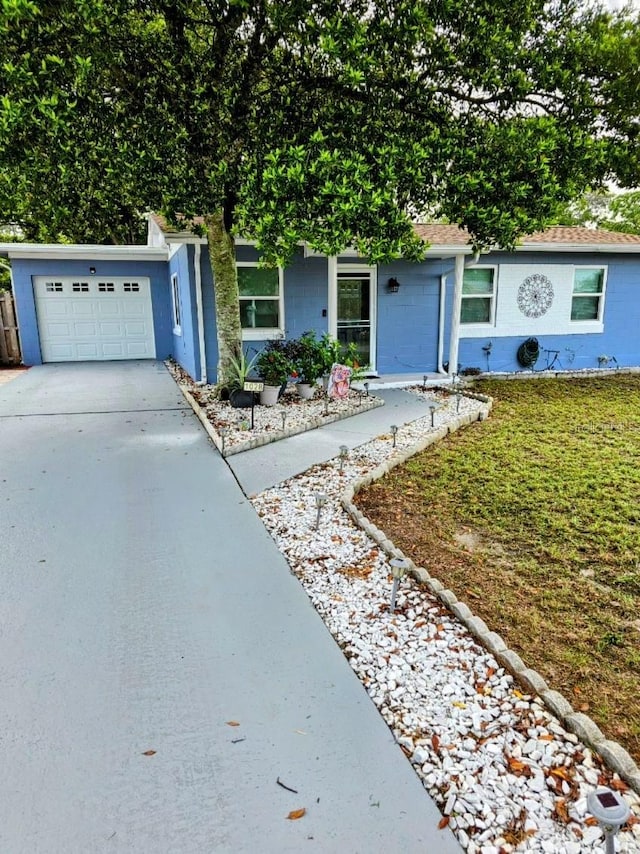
[292, 331, 324, 398]
[226, 348, 260, 408]
[256, 343, 292, 405]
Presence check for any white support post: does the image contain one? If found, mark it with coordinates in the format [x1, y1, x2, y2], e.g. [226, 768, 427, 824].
[447, 253, 465, 375]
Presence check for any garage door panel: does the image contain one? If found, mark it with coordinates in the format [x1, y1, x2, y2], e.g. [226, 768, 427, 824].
[97, 302, 122, 317]
[76, 343, 100, 358]
[34, 277, 155, 362]
[102, 343, 126, 357]
[71, 301, 95, 317]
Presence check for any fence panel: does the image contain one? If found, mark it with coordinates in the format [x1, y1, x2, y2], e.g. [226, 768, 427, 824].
[0, 291, 21, 365]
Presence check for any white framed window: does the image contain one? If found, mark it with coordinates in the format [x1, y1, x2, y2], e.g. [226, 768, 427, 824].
[460, 267, 496, 325]
[237, 263, 284, 339]
[571, 267, 606, 322]
[171, 273, 182, 335]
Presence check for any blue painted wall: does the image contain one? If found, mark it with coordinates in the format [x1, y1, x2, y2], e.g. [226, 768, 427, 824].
[282, 250, 329, 339]
[15, 243, 640, 380]
[11, 257, 172, 366]
[169, 245, 200, 380]
[377, 259, 445, 374]
[454, 252, 640, 374]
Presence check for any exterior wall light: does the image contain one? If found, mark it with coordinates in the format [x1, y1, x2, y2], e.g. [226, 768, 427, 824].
[387, 277, 400, 293]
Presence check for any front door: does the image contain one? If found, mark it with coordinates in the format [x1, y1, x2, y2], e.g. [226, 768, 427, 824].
[335, 267, 376, 370]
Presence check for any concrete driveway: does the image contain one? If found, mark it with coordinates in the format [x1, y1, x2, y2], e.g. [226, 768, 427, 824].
[0, 362, 459, 853]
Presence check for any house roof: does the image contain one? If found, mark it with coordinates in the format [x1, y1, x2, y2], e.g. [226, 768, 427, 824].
[151, 213, 640, 254]
[413, 223, 640, 248]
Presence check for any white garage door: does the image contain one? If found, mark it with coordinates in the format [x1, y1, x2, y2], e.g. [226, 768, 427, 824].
[33, 276, 156, 362]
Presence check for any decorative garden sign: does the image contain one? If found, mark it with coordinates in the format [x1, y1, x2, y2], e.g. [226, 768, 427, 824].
[327, 364, 352, 400]
[517, 274, 555, 318]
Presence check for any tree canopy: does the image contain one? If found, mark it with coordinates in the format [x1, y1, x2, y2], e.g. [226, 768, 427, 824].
[1, 0, 639, 378]
[556, 188, 640, 234]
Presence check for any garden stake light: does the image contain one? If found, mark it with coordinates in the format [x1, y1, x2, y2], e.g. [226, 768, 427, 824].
[389, 558, 409, 612]
[324, 395, 329, 415]
[586, 788, 630, 854]
[456, 390, 461, 413]
[423, 375, 428, 390]
[364, 381, 369, 397]
[339, 445, 349, 472]
[429, 403, 437, 427]
[390, 424, 398, 447]
[314, 492, 328, 530]
[281, 411, 287, 431]
[219, 427, 227, 453]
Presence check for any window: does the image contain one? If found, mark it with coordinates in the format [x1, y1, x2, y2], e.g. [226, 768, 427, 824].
[45, 282, 63, 293]
[237, 264, 283, 336]
[460, 268, 495, 324]
[72, 281, 89, 292]
[170, 273, 181, 334]
[123, 281, 140, 292]
[98, 282, 115, 292]
[571, 268, 605, 321]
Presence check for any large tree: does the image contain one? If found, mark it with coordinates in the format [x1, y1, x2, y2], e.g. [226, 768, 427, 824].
[1, 1, 639, 381]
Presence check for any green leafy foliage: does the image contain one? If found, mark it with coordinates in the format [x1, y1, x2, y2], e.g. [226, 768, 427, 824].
[1, 1, 639, 375]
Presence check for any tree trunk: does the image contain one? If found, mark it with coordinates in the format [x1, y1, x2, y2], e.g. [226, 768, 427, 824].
[204, 210, 243, 386]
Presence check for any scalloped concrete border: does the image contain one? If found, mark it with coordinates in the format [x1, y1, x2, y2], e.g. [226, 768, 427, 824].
[177, 384, 384, 456]
[341, 389, 640, 795]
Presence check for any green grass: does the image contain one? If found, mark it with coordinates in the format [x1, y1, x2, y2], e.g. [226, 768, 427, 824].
[357, 375, 640, 762]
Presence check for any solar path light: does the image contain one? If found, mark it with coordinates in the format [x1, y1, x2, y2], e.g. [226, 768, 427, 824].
[428, 403, 437, 427]
[587, 788, 631, 854]
[281, 410, 287, 431]
[364, 381, 370, 397]
[390, 424, 398, 447]
[314, 492, 328, 530]
[389, 558, 409, 612]
[339, 445, 349, 473]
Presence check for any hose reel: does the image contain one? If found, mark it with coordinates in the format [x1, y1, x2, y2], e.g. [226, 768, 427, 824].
[517, 337, 540, 369]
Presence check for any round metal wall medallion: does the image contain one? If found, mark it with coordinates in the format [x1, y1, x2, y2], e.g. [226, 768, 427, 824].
[517, 274, 554, 318]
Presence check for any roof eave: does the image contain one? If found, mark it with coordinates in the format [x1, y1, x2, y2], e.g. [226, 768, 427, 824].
[0, 244, 169, 261]
[517, 242, 640, 254]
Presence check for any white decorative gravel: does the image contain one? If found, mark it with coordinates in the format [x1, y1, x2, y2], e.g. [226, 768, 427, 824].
[165, 360, 382, 454]
[251, 389, 640, 853]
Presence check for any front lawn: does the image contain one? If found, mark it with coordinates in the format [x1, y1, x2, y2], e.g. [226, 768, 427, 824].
[356, 374, 640, 764]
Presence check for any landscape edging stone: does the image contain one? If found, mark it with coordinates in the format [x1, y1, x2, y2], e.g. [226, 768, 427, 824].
[340, 389, 640, 794]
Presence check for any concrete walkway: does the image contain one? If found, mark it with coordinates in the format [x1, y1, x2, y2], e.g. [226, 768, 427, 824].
[228, 388, 438, 495]
[0, 362, 460, 853]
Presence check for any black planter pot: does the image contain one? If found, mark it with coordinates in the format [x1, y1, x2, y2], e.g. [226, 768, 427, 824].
[229, 389, 255, 408]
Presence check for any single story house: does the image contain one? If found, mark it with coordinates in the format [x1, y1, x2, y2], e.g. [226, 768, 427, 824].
[4, 220, 640, 381]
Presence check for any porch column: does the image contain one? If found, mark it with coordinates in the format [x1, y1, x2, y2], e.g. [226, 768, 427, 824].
[447, 253, 465, 375]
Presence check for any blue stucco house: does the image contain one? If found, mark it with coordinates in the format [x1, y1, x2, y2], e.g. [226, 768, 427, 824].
[4, 219, 640, 381]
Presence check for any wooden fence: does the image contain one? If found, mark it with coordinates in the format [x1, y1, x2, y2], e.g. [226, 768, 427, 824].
[0, 290, 21, 365]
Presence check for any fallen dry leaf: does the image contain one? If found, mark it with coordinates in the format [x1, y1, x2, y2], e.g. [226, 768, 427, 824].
[538, 734, 555, 742]
[431, 734, 441, 753]
[142, 750, 156, 756]
[438, 816, 450, 829]
[226, 721, 240, 727]
[286, 808, 306, 821]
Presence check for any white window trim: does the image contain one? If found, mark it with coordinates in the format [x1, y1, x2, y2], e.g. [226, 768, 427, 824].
[171, 272, 182, 336]
[238, 262, 285, 341]
[459, 265, 498, 330]
[571, 265, 607, 325]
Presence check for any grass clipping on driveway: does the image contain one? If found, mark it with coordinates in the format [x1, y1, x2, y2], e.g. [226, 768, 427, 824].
[356, 375, 640, 764]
